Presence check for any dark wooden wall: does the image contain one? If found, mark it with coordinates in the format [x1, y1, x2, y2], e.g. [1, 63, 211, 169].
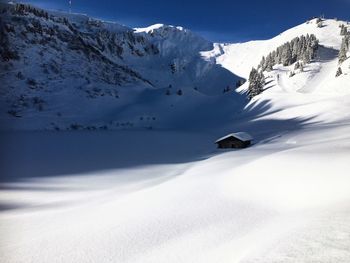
[217, 137, 250, 149]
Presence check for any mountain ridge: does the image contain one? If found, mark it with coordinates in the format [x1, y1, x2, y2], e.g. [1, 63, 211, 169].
[0, 2, 349, 132]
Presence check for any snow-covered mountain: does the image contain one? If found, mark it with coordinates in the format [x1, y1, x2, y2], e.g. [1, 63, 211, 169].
[1, 2, 349, 133]
[0, 2, 241, 131]
[202, 17, 350, 125]
[205, 18, 344, 76]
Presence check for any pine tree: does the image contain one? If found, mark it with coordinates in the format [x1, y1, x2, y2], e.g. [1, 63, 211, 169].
[338, 44, 347, 64]
[253, 35, 319, 77]
[292, 38, 299, 61]
[281, 43, 292, 66]
[340, 24, 348, 36]
[223, 86, 230, 93]
[235, 79, 245, 88]
[259, 56, 266, 71]
[170, 63, 176, 74]
[248, 68, 258, 98]
[339, 36, 349, 64]
[265, 54, 274, 71]
[336, 67, 343, 77]
[248, 68, 265, 99]
[304, 46, 314, 63]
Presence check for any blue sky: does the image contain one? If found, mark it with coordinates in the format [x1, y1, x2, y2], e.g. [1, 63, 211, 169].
[24, 0, 350, 42]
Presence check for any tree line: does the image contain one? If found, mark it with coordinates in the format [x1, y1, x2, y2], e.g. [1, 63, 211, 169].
[337, 24, 349, 77]
[248, 34, 319, 99]
[258, 34, 319, 72]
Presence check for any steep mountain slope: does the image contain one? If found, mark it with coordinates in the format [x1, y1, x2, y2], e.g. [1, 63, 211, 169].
[0, 2, 241, 131]
[205, 18, 343, 77]
[202, 18, 350, 126]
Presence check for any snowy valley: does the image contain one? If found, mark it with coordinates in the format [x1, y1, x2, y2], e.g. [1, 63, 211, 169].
[1, 2, 350, 263]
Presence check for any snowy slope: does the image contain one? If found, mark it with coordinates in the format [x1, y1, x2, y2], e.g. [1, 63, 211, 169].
[202, 18, 350, 125]
[0, 2, 241, 131]
[1, 3, 350, 263]
[204, 18, 343, 78]
[1, 125, 350, 263]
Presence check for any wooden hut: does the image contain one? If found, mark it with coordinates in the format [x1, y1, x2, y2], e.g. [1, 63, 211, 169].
[215, 132, 253, 149]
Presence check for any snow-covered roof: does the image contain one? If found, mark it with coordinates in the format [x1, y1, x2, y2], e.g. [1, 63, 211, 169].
[215, 132, 253, 143]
